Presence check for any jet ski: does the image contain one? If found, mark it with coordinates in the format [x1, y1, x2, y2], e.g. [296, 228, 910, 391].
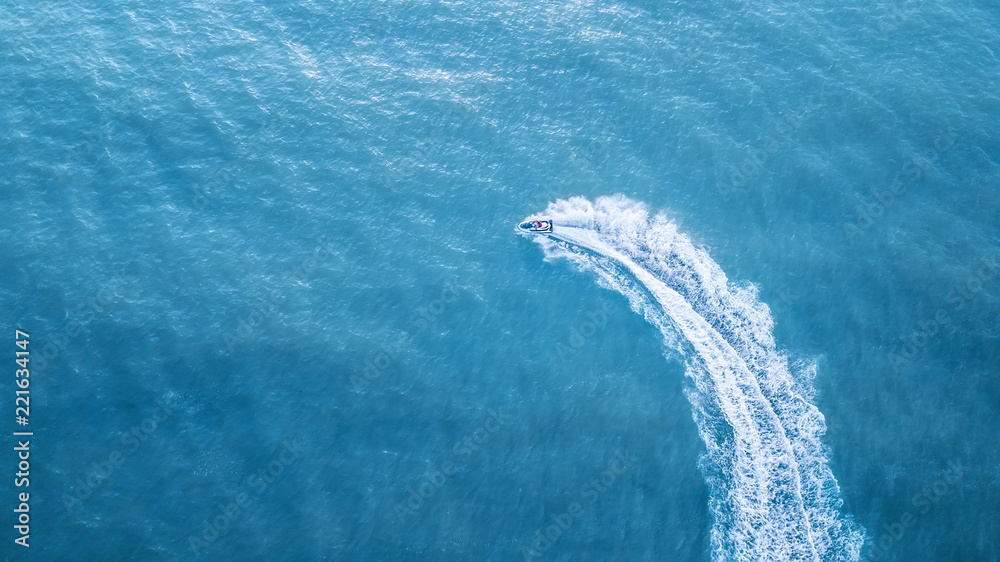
[517, 219, 553, 234]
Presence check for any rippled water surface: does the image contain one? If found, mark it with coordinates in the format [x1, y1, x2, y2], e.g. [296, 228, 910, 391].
[1, 0, 998, 560]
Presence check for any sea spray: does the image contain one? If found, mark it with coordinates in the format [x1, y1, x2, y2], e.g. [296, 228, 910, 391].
[521, 195, 866, 562]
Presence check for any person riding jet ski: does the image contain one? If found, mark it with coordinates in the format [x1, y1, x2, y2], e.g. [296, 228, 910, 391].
[517, 219, 553, 233]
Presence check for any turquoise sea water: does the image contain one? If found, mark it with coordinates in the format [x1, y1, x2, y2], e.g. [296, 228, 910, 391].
[2, 0, 998, 560]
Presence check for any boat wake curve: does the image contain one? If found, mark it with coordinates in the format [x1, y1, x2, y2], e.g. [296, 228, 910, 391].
[520, 195, 865, 562]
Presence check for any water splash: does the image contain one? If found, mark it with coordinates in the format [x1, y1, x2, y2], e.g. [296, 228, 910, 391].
[521, 195, 865, 562]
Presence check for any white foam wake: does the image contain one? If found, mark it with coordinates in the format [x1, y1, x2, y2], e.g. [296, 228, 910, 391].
[523, 195, 865, 562]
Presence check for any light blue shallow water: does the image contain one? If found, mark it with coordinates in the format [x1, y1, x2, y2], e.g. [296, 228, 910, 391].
[1, 0, 998, 560]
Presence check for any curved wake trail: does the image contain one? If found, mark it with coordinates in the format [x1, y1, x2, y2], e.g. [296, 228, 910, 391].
[523, 196, 865, 562]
